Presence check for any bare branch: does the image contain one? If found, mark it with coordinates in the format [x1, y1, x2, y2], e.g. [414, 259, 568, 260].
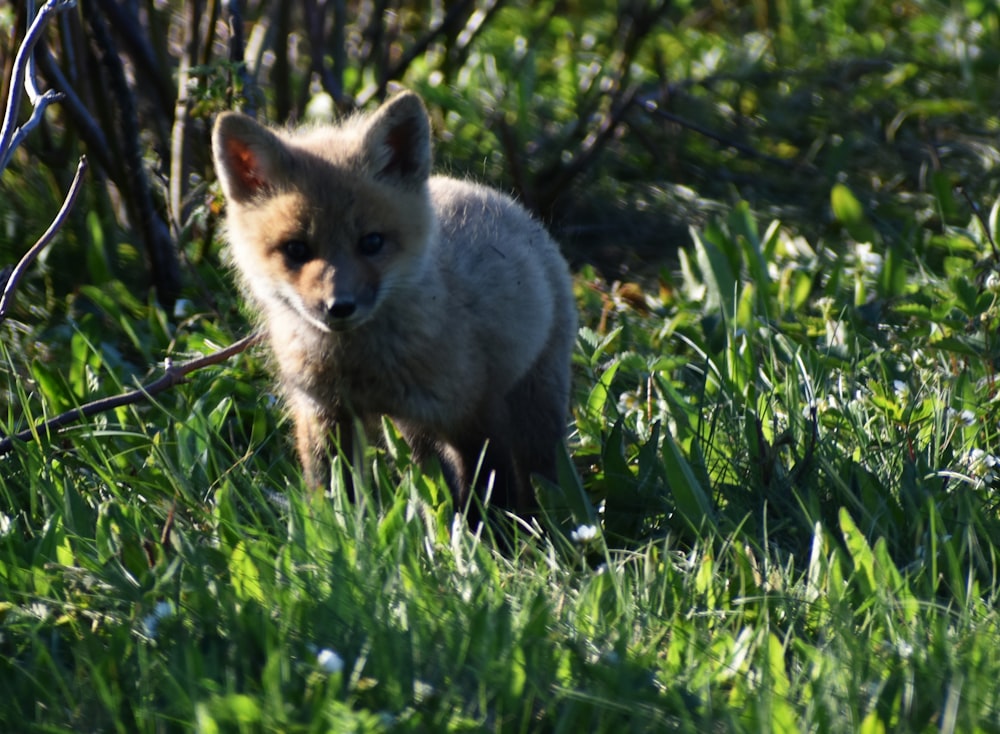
[169, 0, 201, 237]
[959, 185, 1000, 261]
[83, 1, 182, 309]
[0, 0, 76, 171]
[35, 45, 115, 174]
[362, 0, 477, 104]
[93, 0, 175, 123]
[637, 95, 801, 171]
[222, 0, 259, 116]
[0, 155, 88, 324]
[0, 332, 265, 457]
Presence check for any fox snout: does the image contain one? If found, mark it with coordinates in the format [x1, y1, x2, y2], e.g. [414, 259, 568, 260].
[326, 298, 357, 321]
[286, 257, 380, 331]
[316, 277, 379, 331]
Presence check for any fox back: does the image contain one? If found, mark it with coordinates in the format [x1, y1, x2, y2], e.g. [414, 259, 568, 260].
[212, 91, 576, 520]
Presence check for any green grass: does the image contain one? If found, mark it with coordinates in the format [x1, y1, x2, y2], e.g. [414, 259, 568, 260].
[4, 1, 1000, 731]
[4, 190, 1000, 732]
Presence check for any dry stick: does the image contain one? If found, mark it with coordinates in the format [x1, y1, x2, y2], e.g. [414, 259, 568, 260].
[0, 331, 264, 457]
[0, 156, 88, 324]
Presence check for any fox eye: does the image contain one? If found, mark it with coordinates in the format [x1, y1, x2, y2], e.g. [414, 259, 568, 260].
[358, 232, 384, 256]
[282, 239, 312, 264]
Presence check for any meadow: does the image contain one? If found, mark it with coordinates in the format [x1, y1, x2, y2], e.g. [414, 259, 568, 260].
[2, 1, 1000, 731]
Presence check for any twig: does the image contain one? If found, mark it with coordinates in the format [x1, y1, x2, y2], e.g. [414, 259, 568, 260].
[93, 0, 174, 124]
[222, 0, 258, 117]
[0, 0, 76, 171]
[35, 46, 115, 173]
[84, 1, 182, 308]
[0, 155, 88, 324]
[958, 185, 999, 260]
[169, 0, 201, 237]
[364, 0, 476, 103]
[0, 332, 264, 457]
[303, 0, 342, 106]
[534, 87, 639, 215]
[638, 95, 800, 170]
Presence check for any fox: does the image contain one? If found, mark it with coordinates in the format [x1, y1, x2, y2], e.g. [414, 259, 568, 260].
[211, 90, 577, 521]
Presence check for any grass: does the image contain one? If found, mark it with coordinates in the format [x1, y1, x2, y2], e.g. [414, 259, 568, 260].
[4, 1, 1000, 731]
[4, 188, 1000, 732]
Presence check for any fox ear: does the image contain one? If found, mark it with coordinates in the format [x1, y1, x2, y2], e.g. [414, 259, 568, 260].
[362, 91, 431, 187]
[212, 112, 289, 203]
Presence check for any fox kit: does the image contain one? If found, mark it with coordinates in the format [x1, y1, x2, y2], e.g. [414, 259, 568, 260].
[212, 91, 576, 519]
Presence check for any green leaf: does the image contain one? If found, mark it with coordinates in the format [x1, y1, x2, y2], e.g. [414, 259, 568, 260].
[537, 441, 595, 527]
[661, 430, 715, 531]
[877, 239, 908, 298]
[692, 227, 738, 318]
[583, 359, 621, 428]
[839, 508, 876, 600]
[831, 184, 877, 243]
[228, 541, 265, 604]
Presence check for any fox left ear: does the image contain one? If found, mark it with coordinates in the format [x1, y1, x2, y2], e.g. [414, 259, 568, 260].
[362, 91, 432, 187]
[212, 112, 290, 204]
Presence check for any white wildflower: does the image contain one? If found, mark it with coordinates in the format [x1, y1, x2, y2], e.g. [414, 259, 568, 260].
[892, 380, 909, 400]
[896, 640, 914, 659]
[141, 600, 174, 639]
[570, 524, 599, 544]
[947, 408, 976, 427]
[317, 648, 344, 674]
[964, 448, 999, 487]
[172, 298, 195, 319]
[855, 242, 883, 276]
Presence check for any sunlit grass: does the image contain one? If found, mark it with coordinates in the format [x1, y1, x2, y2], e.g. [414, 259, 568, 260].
[4, 186, 1000, 731]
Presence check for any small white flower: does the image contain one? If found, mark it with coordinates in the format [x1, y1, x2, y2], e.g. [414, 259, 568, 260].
[854, 242, 883, 276]
[947, 408, 976, 426]
[140, 600, 174, 639]
[892, 380, 909, 399]
[986, 271, 1000, 294]
[964, 448, 999, 487]
[317, 648, 344, 674]
[172, 298, 195, 319]
[570, 524, 599, 544]
[896, 640, 914, 659]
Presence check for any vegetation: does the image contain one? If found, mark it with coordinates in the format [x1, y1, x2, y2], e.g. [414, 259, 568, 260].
[2, 0, 1000, 731]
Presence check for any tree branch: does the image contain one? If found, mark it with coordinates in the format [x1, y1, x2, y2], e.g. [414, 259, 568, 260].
[35, 45, 115, 174]
[0, 0, 75, 171]
[637, 95, 801, 170]
[365, 0, 476, 103]
[83, 0, 182, 309]
[0, 155, 88, 325]
[0, 332, 264, 457]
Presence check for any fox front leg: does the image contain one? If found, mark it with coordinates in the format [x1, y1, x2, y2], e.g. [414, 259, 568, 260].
[288, 393, 358, 500]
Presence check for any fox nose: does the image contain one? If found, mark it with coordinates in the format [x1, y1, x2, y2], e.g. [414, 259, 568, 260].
[327, 299, 356, 319]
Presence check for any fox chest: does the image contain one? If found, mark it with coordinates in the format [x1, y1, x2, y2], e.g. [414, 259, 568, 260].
[283, 332, 462, 428]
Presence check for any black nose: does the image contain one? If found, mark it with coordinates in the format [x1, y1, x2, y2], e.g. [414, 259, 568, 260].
[328, 300, 356, 319]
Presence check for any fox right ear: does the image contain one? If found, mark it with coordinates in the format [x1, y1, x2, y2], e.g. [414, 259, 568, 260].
[212, 112, 288, 203]
[361, 91, 432, 188]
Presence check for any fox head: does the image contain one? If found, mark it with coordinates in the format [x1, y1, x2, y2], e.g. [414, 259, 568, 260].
[212, 91, 435, 333]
